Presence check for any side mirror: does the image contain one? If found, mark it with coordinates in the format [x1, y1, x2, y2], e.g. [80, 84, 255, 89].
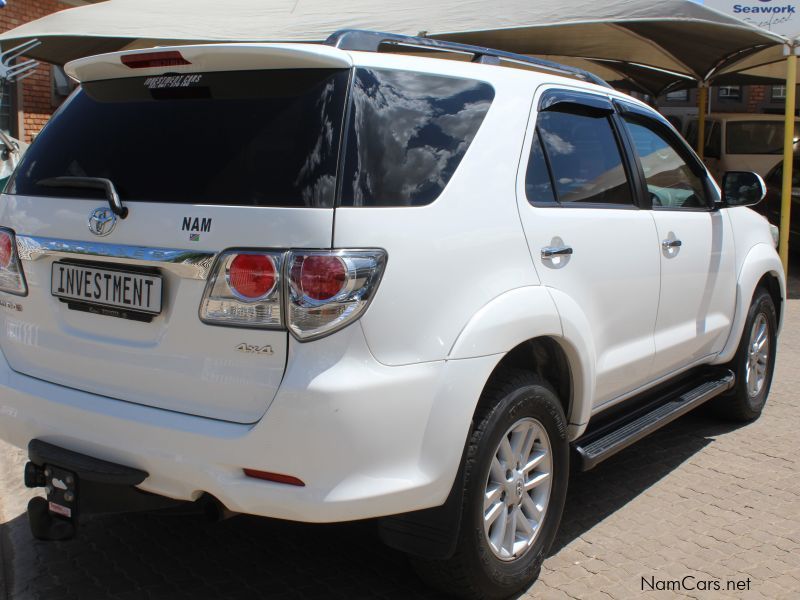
[722, 171, 766, 207]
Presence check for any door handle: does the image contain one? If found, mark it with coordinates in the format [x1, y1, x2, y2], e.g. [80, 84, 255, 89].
[662, 239, 682, 250]
[541, 245, 573, 259]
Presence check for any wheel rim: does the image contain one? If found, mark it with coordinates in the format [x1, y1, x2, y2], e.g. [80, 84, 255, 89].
[482, 417, 553, 561]
[746, 313, 770, 399]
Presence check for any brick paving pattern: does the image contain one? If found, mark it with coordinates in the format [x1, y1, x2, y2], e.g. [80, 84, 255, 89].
[2, 288, 799, 599]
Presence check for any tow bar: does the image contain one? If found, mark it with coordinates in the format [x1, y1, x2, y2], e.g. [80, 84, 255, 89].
[24, 439, 178, 541]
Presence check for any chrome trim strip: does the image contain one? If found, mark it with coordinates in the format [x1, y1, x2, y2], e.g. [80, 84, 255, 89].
[15, 235, 216, 280]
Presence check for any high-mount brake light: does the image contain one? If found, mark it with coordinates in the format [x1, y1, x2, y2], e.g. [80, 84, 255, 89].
[0, 228, 27, 296]
[121, 51, 191, 69]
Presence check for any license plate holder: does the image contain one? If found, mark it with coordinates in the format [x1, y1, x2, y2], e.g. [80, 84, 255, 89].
[51, 261, 163, 315]
[44, 464, 78, 521]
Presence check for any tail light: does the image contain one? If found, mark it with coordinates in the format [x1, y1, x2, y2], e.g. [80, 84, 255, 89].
[199, 248, 386, 340]
[0, 228, 27, 296]
[199, 251, 283, 328]
[286, 250, 386, 341]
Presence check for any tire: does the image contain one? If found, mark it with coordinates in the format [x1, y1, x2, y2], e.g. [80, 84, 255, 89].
[412, 369, 569, 600]
[713, 287, 777, 421]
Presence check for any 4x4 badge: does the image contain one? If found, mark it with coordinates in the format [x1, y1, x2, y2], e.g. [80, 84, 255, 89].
[236, 343, 274, 356]
[87, 207, 117, 237]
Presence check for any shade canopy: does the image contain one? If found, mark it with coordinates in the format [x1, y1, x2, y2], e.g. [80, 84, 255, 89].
[711, 38, 800, 84]
[0, 0, 785, 84]
[536, 56, 696, 97]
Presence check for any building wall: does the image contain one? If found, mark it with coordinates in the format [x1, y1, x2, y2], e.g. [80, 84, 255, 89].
[0, 0, 86, 142]
[658, 85, 799, 117]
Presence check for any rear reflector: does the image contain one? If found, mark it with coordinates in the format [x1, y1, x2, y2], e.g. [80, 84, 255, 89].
[243, 469, 305, 487]
[121, 51, 191, 69]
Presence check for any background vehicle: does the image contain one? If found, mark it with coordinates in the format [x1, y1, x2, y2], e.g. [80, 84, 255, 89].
[761, 158, 800, 251]
[685, 113, 799, 181]
[0, 129, 26, 190]
[0, 32, 785, 599]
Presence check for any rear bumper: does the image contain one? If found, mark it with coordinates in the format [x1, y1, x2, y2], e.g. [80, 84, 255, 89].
[0, 323, 498, 522]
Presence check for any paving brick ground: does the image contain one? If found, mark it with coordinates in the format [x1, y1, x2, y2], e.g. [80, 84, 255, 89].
[1, 278, 799, 600]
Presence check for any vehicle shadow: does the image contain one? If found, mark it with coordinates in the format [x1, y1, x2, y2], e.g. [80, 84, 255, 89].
[0, 411, 746, 600]
[550, 409, 743, 554]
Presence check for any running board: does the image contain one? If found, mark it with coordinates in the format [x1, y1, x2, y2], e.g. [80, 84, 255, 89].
[573, 369, 735, 471]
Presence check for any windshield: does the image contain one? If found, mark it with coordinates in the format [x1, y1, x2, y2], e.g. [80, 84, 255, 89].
[726, 121, 798, 155]
[8, 69, 350, 207]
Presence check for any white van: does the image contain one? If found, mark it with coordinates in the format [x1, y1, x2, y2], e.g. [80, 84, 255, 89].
[685, 113, 799, 181]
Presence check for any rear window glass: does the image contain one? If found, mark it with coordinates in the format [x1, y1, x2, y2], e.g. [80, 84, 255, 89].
[9, 69, 349, 207]
[340, 68, 494, 207]
[726, 121, 795, 155]
[525, 131, 556, 204]
[536, 110, 633, 206]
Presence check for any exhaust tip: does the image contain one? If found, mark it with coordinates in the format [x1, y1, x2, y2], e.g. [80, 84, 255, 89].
[196, 494, 236, 522]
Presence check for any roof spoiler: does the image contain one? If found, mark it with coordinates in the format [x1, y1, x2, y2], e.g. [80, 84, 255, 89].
[65, 43, 353, 83]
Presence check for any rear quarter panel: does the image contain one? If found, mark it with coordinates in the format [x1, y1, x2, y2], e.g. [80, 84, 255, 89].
[333, 56, 539, 366]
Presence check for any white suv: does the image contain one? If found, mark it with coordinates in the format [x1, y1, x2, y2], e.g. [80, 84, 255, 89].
[0, 31, 785, 599]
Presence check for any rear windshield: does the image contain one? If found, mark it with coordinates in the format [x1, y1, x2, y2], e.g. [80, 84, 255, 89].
[726, 121, 796, 155]
[9, 66, 493, 208]
[8, 69, 350, 207]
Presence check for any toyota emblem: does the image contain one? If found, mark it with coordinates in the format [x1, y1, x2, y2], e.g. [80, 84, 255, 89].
[88, 207, 117, 237]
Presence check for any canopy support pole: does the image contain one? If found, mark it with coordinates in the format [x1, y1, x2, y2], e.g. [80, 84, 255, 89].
[779, 49, 797, 278]
[697, 84, 708, 159]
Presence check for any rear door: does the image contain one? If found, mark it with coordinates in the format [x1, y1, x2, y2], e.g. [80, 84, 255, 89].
[618, 106, 736, 378]
[0, 48, 351, 423]
[516, 89, 661, 407]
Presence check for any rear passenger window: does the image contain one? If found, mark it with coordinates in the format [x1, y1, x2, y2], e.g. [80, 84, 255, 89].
[340, 68, 494, 207]
[534, 110, 633, 206]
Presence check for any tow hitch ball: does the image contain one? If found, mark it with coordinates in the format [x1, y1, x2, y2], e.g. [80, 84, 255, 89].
[24, 462, 77, 541]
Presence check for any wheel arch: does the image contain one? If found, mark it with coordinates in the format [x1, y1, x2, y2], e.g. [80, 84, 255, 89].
[448, 285, 596, 440]
[480, 337, 573, 420]
[382, 287, 597, 559]
[714, 243, 786, 365]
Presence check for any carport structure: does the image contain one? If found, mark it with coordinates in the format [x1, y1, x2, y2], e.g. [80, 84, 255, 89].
[0, 0, 793, 270]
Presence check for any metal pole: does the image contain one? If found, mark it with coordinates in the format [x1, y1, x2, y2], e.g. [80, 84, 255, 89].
[697, 85, 708, 159]
[779, 50, 797, 277]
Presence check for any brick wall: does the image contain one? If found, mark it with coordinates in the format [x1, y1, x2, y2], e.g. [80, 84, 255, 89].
[747, 85, 767, 113]
[1, 0, 74, 142]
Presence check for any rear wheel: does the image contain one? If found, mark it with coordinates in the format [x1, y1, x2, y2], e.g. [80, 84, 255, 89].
[713, 288, 777, 421]
[412, 370, 569, 599]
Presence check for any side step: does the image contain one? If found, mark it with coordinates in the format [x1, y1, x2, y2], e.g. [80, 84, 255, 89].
[573, 369, 735, 471]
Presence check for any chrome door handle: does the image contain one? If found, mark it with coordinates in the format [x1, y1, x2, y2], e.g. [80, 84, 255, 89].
[541, 245, 573, 259]
[662, 239, 682, 250]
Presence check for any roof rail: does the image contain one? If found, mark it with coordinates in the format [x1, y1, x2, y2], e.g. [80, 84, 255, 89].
[324, 29, 612, 89]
